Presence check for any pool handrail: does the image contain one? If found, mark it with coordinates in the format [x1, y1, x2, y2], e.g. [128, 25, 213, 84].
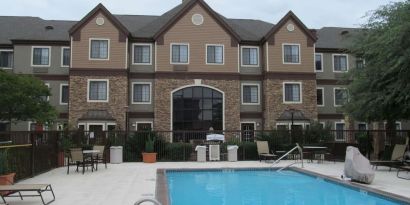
[135, 198, 162, 205]
[272, 143, 304, 168]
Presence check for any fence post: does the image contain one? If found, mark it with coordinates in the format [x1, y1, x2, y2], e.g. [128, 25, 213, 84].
[30, 134, 35, 177]
[367, 130, 371, 159]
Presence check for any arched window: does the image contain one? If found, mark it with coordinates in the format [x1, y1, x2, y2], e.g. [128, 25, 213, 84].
[173, 86, 223, 131]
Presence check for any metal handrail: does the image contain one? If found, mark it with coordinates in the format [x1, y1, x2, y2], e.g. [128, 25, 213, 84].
[0, 144, 32, 149]
[134, 198, 162, 205]
[272, 143, 304, 168]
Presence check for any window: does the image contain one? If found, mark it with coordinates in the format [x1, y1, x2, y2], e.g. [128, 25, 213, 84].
[132, 83, 151, 104]
[283, 44, 300, 64]
[133, 44, 151, 64]
[88, 80, 108, 102]
[317, 87, 324, 106]
[335, 122, 346, 141]
[136, 122, 153, 131]
[315, 53, 323, 71]
[173, 86, 223, 131]
[61, 47, 70, 67]
[241, 47, 259, 66]
[333, 54, 348, 72]
[60, 84, 69, 105]
[0, 50, 13, 68]
[171, 43, 189, 64]
[32, 47, 50, 66]
[242, 84, 259, 104]
[90, 39, 109, 60]
[356, 58, 364, 69]
[334, 88, 348, 106]
[241, 122, 255, 142]
[206, 45, 224, 64]
[283, 82, 302, 103]
[358, 123, 367, 131]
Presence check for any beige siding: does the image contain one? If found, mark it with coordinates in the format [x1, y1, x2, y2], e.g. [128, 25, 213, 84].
[71, 12, 127, 69]
[157, 4, 238, 73]
[268, 19, 314, 73]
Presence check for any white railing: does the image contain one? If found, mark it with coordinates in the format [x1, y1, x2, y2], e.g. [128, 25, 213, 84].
[272, 143, 304, 169]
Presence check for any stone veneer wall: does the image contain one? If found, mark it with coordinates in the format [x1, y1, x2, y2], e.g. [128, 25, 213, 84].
[154, 78, 241, 132]
[68, 75, 128, 129]
[263, 79, 318, 129]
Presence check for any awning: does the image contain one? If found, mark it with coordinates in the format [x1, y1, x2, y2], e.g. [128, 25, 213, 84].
[79, 110, 115, 121]
[277, 110, 310, 121]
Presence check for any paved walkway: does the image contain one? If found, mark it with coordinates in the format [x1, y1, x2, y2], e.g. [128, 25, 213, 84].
[4, 161, 410, 205]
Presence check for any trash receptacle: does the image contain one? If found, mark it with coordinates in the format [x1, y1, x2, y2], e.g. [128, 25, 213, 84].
[227, 145, 239, 162]
[110, 146, 123, 164]
[195, 145, 207, 162]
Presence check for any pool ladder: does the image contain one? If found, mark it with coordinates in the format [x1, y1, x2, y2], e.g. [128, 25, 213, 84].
[135, 198, 162, 205]
[272, 143, 304, 170]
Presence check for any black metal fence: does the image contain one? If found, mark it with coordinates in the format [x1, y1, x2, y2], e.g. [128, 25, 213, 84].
[1, 129, 409, 180]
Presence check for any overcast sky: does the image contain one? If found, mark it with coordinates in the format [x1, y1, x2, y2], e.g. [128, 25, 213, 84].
[0, 0, 401, 28]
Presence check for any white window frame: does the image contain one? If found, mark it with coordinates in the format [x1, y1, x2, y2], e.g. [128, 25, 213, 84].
[241, 83, 260, 105]
[132, 43, 152, 65]
[135, 121, 153, 131]
[240, 46, 259, 67]
[44, 83, 50, 101]
[60, 47, 70, 67]
[275, 122, 310, 129]
[131, 82, 152, 105]
[384, 121, 402, 130]
[357, 122, 368, 130]
[31, 46, 51, 67]
[315, 53, 323, 72]
[316, 87, 324, 107]
[205, 44, 224, 65]
[333, 87, 348, 107]
[332, 54, 349, 73]
[282, 43, 301, 65]
[0, 49, 14, 69]
[89, 38, 110, 61]
[170, 43, 189, 65]
[59, 83, 69, 105]
[87, 123, 106, 131]
[283, 82, 302, 104]
[87, 79, 109, 103]
[335, 120, 346, 141]
[106, 123, 117, 131]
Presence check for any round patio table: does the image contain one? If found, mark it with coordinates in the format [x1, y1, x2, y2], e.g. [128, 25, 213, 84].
[303, 146, 328, 163]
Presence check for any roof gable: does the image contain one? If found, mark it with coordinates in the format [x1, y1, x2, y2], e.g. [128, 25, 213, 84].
[153, 0, 241, 44]
[264, 11, 317, 46]
[69, 4, 130, 41]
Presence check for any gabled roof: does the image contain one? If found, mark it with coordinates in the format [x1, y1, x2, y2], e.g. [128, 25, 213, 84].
[68, 3, 129, 36]
[152, 0, 242, 42]
[263, 11, 317, 43]
[316, 27, 361, 49]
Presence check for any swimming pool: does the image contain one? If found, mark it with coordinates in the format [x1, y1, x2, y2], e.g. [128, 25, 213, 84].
[165, 169, 408, 205]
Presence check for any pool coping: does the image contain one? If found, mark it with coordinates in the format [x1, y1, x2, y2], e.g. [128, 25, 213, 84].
[156, 167, 410, 205]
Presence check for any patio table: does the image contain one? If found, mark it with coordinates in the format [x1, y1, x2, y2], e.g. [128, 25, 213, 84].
[82, 150, 100, 172]
[303, 146, 328, 163]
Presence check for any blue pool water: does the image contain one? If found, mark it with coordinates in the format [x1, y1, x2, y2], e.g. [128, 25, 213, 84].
[167, 170, 404, 205]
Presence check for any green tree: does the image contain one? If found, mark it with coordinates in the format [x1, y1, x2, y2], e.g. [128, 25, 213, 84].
[344, 1, 410, 131]
[0, 71, 57, 127]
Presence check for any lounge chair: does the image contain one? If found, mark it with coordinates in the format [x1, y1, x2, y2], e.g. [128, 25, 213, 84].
[396, 165, 410, 180]
[256, 141, 277, 162]
[371, 143, 407, 171]
[92, 145, 107, 170]
[0, 184, 55, 205]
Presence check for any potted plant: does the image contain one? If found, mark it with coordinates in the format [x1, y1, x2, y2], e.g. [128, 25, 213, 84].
[142, 135, 157, 163]
[0, 149, 15, 186]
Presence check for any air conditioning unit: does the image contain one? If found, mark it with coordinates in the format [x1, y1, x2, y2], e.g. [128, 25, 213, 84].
[209, 145, 220, 161]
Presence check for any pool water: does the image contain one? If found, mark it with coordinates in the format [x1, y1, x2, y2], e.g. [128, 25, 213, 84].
[167, 170, 403, 205]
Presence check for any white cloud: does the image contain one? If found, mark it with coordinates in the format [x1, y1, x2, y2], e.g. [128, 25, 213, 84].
[0, 0, 402, 27]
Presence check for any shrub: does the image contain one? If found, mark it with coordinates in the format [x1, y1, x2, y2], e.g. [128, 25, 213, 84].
[238, 142, 258, 160]
[164, 143, 192, 161]
[0, 149, 9, 175]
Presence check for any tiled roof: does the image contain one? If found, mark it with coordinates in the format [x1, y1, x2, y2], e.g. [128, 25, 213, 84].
[0, 3, 359, 49]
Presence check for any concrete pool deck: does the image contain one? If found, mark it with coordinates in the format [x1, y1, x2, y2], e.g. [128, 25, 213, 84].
[5, 161, 410, 205]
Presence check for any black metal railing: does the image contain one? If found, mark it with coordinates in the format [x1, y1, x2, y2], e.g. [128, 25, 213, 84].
[1, 129, 409, 181]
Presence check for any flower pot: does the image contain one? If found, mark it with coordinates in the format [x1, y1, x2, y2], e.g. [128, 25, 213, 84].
[0, 173, 15, 185]
[57, 151, 65, 167]
[142, 152, 157, 163]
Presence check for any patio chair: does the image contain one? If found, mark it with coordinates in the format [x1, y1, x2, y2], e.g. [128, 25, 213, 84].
[92, 145, 107, 170]
[256, 141, 277, 162]
[396, 165, 410, 180]
[0, 184, 55, 205]
[371, 143, 407, 171]
[67, 148, 94, 174]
